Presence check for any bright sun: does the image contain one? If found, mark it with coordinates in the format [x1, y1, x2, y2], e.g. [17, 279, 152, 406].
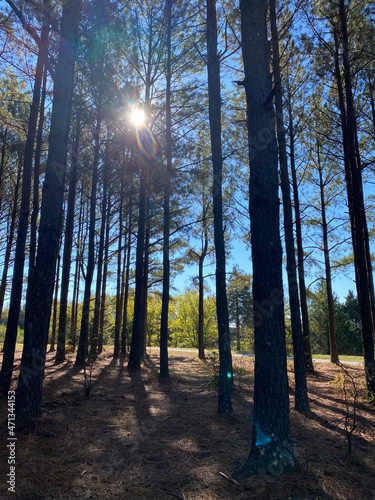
[130, 108, 145, 127]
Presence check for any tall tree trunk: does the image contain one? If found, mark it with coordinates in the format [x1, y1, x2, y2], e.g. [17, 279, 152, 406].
[55, 110, 81, 363]
[234, 0, 294, 477]
[99, 191, 111, 355]
[90, 141, 108, 360]
[198, 249, 207, 360]
[114, 168, 124, 358]
[27, 49, 48, 309]
[317, 145, 339, 364]
[269, 0, 309, 412]
[159, 0, 172, 378]
[287, 84, 314, 373]
[336, 3, 375, 396]
[0, 155, 22, 319]
[128, 155, 147, 371]
[236, 297, 241, 351]
[15, 0, 81, 419]
[75, 110, 102, 368]
[0, 127, 8, 205]
[141, 195, 150, 357]
[121, 179, 133, 356]
[0, 9, 49, 397]
[196, 206, 209, 360]
[49, 248, 61, 352]
[206, 0, 233, 414]
[69, 184, 84, 351]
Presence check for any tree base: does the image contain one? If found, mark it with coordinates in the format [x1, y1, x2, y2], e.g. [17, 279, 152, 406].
[232, 441, 295, 479]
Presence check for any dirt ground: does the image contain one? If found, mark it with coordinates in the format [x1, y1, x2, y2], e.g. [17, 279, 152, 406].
[1, 348, 375, 500]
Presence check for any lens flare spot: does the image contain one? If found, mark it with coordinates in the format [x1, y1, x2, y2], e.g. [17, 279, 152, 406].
[130, 108, 145, 127]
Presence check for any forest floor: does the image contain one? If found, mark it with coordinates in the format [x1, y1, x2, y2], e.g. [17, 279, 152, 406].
[1, 348, 375, 500]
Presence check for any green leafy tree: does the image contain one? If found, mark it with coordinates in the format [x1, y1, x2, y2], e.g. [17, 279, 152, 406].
[226, 266, 252, 351]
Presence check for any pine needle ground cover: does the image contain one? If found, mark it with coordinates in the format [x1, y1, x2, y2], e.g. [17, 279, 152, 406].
[1, 349, 375, 500]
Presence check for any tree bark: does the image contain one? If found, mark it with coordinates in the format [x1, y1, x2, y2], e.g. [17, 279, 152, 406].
[234, 0, 294, 477]
[0, 8, 49, 397]
[128, 150, 147, 371]
[335, 2, 375, 396]
[206, 0, 233, 413]
[49, 247, 61, 352]
[99, 191, 111, 355]
[114, 167, 124, 358]
[0, 154, 22, 319]
[287, 85, 314, 373]
[159, 0, 173, 378]
[75, 110, 102, 368]
[270, 0, 309, 411]
[91, 140, 108, 360]
[317, 146, 339, 364]
[121, 175, 133, 356]
[15, 0, 81, 419]
[55, 110, 81, 363]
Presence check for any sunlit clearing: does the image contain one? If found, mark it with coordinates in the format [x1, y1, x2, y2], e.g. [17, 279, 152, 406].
[130, 108, 145, 127]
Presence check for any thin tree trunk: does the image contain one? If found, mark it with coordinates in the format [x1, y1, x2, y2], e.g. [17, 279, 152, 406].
[27, 53, 48, 308]
[236, 297, 241, 351]
[198, 251, 206, 360]
[75, 109, 102, 368]
[15, 0, 81, 419]
[159, 0, 172, 378]
[141, 196, 150, 357]
[49, 248, 61, 352]
[287, 84, 314, 373]
[0, 127, 8, 204]
[0, 155, 22, 319]
[0, 9, 49, 397]
[121, 178, 133, 356]
[336, 3, 375, 395]
[206, 0, 233, 413]
[317, 146, 339, 364]
[99, 191, 111, 355]
[69, 184, 84, 350]
[270, 0, 309, 412]
[234, 0, 294, 476]
[55, 110, 81, 363]
[197, 206, 209, 360]
[90, 141, 108, 360]
[114, 169, 124, 358]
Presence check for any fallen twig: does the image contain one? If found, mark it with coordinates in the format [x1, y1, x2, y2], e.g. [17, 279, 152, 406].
[219, 471, 241, 487]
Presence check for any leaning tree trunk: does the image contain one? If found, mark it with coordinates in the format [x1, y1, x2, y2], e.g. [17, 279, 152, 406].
[15, 0, 81, 420]
[27, 63, 48, 307]
[269, 0, 309, 412]
[234, 0, 294, 477]
[0, 155, 22, 319]
[206, 0, 233, 414]
[0, 10, 49, 397]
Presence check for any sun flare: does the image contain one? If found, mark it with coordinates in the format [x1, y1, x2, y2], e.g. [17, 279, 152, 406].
[130, 108, 145, 127]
